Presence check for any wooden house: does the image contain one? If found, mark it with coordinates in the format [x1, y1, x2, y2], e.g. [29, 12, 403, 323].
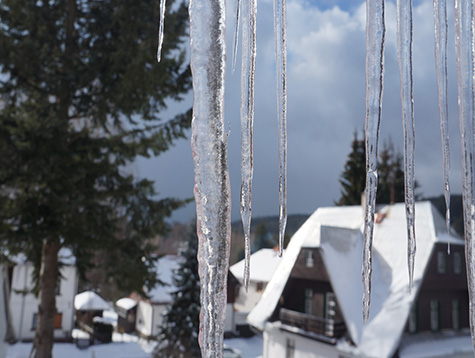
[248, 201, 473, 358]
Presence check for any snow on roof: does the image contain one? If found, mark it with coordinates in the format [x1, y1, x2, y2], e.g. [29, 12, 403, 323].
[146, 255, 183, 304]
[247, 201, 464, 358]
[74, 291, 110, 311]
[230, 248, 282, 284]
[10, 247, 76, 266]
[115, 297, 137, 310]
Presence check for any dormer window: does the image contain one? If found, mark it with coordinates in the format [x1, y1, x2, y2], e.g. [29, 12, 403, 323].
[305, 250, 314, 268]
[437, 251, 446, 273]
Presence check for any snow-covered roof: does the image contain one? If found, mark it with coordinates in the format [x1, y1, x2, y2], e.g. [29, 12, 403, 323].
[115, 297, 137, 311]
[147, 255, 183, 304]
[399, 331, 473, 358]
[74, 291, 110, 311]
[10, 247, 76, 266]
[230, 248, 282, 284]
[247, 201, 464, 358]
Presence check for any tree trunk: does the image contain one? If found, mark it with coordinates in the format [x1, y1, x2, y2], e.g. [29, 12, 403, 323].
[31, 238, 60, 358]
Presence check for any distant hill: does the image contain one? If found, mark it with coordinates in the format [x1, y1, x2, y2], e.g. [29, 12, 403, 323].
[229, 214, 310, 264]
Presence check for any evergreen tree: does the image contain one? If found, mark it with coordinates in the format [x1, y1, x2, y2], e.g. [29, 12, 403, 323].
[0, 1, 191, 357]
[336, 132, 366, 206]
[155, 223, 201, 358]
[336, 133, 419, 206]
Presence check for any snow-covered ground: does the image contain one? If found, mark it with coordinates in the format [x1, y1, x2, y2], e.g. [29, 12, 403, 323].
[6, 333, 263, 358]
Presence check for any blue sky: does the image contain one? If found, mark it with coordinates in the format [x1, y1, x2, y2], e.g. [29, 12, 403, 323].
[138, 0, 463, 224]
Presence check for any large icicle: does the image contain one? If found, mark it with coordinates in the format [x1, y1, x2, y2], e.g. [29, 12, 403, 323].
[240, 0, 257, 291]
[363, 0, 385, 323]
[396, 0, 416, 290]
[157, 0, 167, 62]
[232, 0, 241, 72]
[189, 0, 231, 357]
[433, 0, 451, 247]
[454, 0, 475, 350]
[273, 0, 288, 257]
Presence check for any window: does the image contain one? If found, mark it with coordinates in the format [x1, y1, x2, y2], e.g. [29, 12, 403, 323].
[408, 304, 417, 333]
[454, 252, 462, 274]
[286, 338, 295, 358]
[256, 282, 264, 292]
[437, 251, 446, 273]
[304, 289, 313, 315]
[56, 278, 61, 296]
[32, 313, 62, 330]
[452, 300, 460, 330]
[430, 300, 440, 331]
[305, 250, 314, 267]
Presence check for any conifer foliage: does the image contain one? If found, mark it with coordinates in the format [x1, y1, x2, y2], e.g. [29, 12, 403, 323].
[155, 223, 201, 358]
[336, 133, 418, 206]
[0, 0, 191, 357]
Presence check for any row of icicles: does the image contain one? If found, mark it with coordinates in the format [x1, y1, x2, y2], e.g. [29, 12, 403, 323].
[156, 0, 475, 356]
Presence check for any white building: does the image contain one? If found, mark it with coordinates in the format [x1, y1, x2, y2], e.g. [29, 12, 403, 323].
[248, 202, 474, 358]
[230, 248, 282, 325]
[135, 255, 182, 338]
[9, 249, 78, 342]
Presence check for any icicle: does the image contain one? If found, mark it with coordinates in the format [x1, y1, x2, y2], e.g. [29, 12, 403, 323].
[433, 0, 451, 254]
[157, 0, 167, 62]
[273, 0, 288, 257]
[240, 0, 257, 291]
[232, 0, 241, 72]
[189, 0, 231, 356]
[454, 0, 475, 350]
[396, 0, 416, 290]
[363, 0, 385, 323]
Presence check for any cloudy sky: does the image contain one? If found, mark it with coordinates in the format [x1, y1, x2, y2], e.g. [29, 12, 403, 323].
[137, 0, 463, 224]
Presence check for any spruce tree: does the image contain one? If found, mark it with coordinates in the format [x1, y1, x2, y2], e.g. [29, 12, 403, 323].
[155, 223, 201, 358]
[0, 1, 191, 357]
[336, 132, 366, 206]
[336, 133, 418, 206]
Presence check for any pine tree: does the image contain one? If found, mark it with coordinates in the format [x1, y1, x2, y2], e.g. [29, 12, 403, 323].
[155, 223, 201, 358]
[336, 133, 419, 206]
[336, 132, 366, 206]
[0, 1, 191, 357]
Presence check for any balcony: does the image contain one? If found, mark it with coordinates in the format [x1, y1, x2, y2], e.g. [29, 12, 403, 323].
[279, 308, 346, 340]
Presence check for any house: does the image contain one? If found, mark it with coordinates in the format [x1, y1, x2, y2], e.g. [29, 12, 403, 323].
[247, 201, 472, 358]
[9, 249, 78, 342]
[115, 297, 138, 334]
[135, 255, 182, 338]
[135, 254, 240, 339]
[74, 291, 110, 329]
[230, 248, 282, 332]
[0, 264, 15, 356]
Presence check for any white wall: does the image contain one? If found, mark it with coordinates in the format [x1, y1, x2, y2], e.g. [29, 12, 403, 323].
[225, 303, 235, 333]
[10, 262, 77, 341]
[0, 265, 8, 357]
[136, 301, 166, 338]
[234, 281, 265, 316]
[263, 322, 341, 358]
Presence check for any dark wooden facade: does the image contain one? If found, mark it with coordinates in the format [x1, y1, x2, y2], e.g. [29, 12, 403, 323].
[275, 243, 470, 344]
[406, 242, 469, 333]
[276, 248, 347, 342]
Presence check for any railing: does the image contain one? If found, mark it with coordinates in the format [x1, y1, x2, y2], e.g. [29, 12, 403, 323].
[279, 308, 346, 338]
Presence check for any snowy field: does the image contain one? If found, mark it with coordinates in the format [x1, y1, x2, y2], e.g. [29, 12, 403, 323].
[6, 333, 263, 358]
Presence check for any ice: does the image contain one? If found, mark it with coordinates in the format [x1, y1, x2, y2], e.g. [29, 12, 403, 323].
[273, 0, 288, 257]
[363, 0, 385, 323]
[396, 0, 416, 290]
[454, 0, 475, 350]
[188, 0, 231, 356]
[232, 0, 241, 72]
[239, 0, 257, 291]
[433, 0, 451, 253]
[156, 0, 166, 63]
